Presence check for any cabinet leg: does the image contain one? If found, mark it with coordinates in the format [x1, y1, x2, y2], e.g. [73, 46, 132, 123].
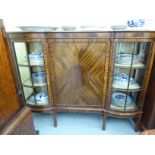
[52, 109, 57, 127]
[35, 130, 39, 135]
[102, 112, 107, 130]
[135, 115, 141, 132]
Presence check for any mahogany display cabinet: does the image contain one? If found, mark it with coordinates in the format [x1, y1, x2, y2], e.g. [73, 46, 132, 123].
[7, 31, 155, 130]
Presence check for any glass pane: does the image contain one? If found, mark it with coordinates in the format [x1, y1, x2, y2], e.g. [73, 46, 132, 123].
[23, 87, 34, 103]
[27, 42, 44, 66]
[111, 42, 151, 111]
[13, 42, 49, 106]
[115, 42, 151, 67]
[14, 42, 28, 65]
[19, 66, 32, 87]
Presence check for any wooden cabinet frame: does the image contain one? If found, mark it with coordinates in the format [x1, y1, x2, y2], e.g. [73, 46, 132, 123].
[7, 32, 155, 131]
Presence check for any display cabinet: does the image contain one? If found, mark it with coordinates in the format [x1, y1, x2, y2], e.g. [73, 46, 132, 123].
[7, 32, 155, 131]
[12, 41, 52, 110]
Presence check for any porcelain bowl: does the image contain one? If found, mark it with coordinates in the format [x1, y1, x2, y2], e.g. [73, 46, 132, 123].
[29, 51, 44, 65]
[32, 72, 46, 83]
[114, 73, 136, 85]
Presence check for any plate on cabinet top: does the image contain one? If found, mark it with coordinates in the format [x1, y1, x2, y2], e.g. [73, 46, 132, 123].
[18, 26, 58, 32]
[111, 25, 127, 30]
[61, 26, 77, 31]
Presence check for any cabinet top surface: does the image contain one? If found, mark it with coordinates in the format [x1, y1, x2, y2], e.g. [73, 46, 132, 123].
[7, 31, 155, 39]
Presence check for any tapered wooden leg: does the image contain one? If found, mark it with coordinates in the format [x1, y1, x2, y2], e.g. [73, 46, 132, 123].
[102, 112, 107, 130]
[135, 115, 141, 132]
[52, 108, 57, 127]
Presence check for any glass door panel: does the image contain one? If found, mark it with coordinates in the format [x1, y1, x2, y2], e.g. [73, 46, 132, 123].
[111, 42, 151, 111]
[13, 42, 49, 106]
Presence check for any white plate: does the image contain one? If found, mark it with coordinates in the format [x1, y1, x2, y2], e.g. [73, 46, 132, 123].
[112, 92, 132, 107]
[18, 26, 58, 32]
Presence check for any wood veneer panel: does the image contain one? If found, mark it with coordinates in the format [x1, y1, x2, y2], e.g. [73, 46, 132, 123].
[49, 39, 110, 108]
[0, 20, 21, 130]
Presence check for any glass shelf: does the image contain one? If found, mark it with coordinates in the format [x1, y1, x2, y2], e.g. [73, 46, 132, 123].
[112, 82, 141, 90]
[112, 87, 143, 92]
[110, 102, 137, 111]
[26, 95, 49, 106]
[18, 61, 45, 67]
[115, 63, 146, 69]
[23, 78, 47, 87]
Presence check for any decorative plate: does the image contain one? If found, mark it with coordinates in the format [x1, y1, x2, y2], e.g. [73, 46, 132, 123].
[112, 92, 132, 107]
[61, 26, 76, 31]
[32, 72, 46, 83]
[29, 92, 48, 104]
[111, 25, 127, 30]
[29, 51, 44, 65]
[18, 26, 58, 32]
[114, 73, 136, 85]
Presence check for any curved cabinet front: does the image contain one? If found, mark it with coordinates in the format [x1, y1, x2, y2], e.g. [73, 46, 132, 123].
[8, 32, 155, 130]
[11, 39, 53, 112]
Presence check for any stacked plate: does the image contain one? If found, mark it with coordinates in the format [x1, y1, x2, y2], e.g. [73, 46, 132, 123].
[32, 72, 46, 83]
[112, 92, 132, 107]
[28, 51, 44, 65]
[114, 73, 136, 86]
[111, 25, 127, 30]
[29, 92, 48, 105]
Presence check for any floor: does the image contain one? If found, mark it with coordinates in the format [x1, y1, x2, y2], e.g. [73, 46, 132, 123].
[33, 112, 139, 135]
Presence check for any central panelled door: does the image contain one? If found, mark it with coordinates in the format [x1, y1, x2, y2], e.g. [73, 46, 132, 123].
[48, 38, 110, 110]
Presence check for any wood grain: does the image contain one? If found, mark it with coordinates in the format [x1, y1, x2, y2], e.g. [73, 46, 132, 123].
[49, 39, 110, 108]
[7, 31, 155, 130]
[1, 106, 36, 135]
[0, 20, 21, 130]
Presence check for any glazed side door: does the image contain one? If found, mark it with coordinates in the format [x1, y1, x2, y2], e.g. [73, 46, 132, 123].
[10, 37, 53, 111]
[107, 38, 154, 114]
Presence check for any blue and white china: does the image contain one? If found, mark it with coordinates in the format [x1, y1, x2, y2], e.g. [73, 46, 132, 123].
[127, 19, 145, 27]
[32, 72, 46, 83]
[36, 92, 48, 103]
[112, 92, 132, 107]
[29, 92, 48, 105]
[28, 51, 44, 65]
[114, 73, 136, 85]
